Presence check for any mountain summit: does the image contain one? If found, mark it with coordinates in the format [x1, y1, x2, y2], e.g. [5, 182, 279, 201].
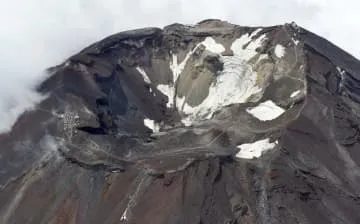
[1, 19, 360, 223]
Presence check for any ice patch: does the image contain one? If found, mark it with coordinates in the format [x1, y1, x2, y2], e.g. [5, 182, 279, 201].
[246, 100, 285, 121]
[160, 30, 267, 126]
[290, 90, 301, 98]
[136, 66, 151, 84]
[179, 32, 267, 125]
[274, 44, 285, 58]
[236, 138, 277, 159]
[144, 118, 160, 132]
[180, 58, 262, 125]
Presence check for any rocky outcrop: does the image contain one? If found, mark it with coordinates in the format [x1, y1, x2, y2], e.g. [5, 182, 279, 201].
[1, 19, 360, 223]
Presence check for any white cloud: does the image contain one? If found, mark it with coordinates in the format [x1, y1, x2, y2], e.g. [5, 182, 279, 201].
[0, 0, 358, 132]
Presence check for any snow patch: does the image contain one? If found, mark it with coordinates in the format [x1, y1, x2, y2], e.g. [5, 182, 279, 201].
[157, 84, 175, 108]
[258, 54, 268, 61]
[170, 47, 200, 83]
[250, 28, 263, 37]
[144, 118, 160, 132]
[236, 138, 277, 159]
[290, 90, 301, 98]
[120, 208, 128, 221]
[246, 100, 285, 121]
[83, 106, 94, 116]
[201, 37, 225, 53]
[158, 47, 204, 108]
[291, 37, 300, 45]
[179, 33, 267, 126]
[180, 57, 262, 125]
[160, 31, 268, 126]
[274, 44, 286, 58]
[336, 66, 346, 76]
[231, 30, 267, 60]
[336, 66, 346, 89]
[136, 66, 151, 84]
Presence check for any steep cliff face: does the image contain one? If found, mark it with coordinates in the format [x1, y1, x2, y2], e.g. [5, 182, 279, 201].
[1, 19, 360, 224]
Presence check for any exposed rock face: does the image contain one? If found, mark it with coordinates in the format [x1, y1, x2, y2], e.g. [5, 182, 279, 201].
[1, 19, 360, 223]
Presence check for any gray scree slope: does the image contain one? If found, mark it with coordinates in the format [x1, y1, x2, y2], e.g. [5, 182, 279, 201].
[1, 19, 360, 224]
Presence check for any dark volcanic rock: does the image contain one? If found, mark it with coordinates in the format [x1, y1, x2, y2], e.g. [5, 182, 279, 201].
[1, 19, 360, 223]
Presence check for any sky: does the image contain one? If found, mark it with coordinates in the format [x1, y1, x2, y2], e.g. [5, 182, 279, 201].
[0, 0, 359, 132]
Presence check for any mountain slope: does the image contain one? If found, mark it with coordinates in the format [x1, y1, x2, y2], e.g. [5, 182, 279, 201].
[1, 19, 360, 224]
